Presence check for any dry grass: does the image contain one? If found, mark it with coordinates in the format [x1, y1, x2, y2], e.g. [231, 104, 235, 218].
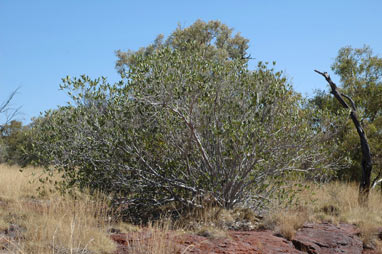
[260, 200, 308, 240]
[3, 163, 382, 253]
[175, 204, 260, 233]
[0, 164, 193, 254]
[0, 164, 116, 254]
[263, 181, 382, 246]
[176, 206, 233, 230]
[124, 221, 182, 254]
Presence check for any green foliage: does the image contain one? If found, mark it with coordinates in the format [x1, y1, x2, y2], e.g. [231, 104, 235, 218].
[0, 88, 26, 165]
[311, 45, 382, 181]
[332, 45, 382, 121]
[32, 21, 337, 221]
[115, 20, 249, 76]
[0, 120, 34, 166]
[0, 138, 7, 163]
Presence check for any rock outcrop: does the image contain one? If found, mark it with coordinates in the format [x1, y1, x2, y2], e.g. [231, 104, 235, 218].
[292, 223, 363, 254]
[111, 223, 372, 254]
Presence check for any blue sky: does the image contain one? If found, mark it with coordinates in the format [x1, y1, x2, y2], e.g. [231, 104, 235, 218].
[1, 0, 381, 124]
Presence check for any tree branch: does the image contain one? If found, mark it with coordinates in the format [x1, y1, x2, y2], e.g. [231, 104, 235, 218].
[170, 107, 214, 173]
[315, 70, 373, 204]
[0, 87, 21, 127]
[341, 93, 356, 111]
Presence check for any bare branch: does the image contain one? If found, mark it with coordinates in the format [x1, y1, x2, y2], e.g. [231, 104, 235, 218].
[315, 70, 372, 204]
[168, 106, 214, 173]
[0, 88, 18, 114]
[341, 93, 356, 111]
[0, 88, 21, 126]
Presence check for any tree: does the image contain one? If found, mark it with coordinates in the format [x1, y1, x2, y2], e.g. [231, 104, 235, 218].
[332, 46, 382, 122]
[333, 46, 382, 185]
[0, 88, 20, 130]
[315, 70, 372, 204]
[0, 88, 21, 163]
[32, 21, 338, 221]
[311, 46, 382, 187]
[0, 120, 33, 165]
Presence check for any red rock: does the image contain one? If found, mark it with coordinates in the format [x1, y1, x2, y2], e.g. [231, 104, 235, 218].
[110, 234, 128, 245]
[292, 223, 363, 254]
[112, 230, 303, 254]
[111, 223, 368, 254]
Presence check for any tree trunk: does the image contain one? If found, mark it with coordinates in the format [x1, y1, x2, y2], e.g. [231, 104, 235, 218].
[314, 70, 372, 205]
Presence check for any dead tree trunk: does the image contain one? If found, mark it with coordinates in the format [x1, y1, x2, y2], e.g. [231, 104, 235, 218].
[314, 70, 372, 205]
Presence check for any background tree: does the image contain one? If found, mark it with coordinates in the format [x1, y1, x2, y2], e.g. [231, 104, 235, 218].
[0, 88, 20, 130]
[0, 88, 22, 164]
[0, 120, 33, 166]
[315, 69, 372, 203]
[311, 46, 382, 183]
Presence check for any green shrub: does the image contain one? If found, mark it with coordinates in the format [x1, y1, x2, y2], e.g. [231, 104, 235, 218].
[32, 21, 339, 221]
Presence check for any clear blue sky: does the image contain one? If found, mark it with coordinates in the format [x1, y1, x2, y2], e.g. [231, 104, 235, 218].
[1, 0, 381, 124]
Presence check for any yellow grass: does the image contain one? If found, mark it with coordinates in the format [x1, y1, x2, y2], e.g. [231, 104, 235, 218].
[3, 163, 382, 253]
[0, 164, 116, 254]
[265, 181, 382, 247]
[124, 221, 182, 254]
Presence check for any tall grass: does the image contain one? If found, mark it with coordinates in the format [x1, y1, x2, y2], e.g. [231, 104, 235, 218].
[2, 164, 382, 253]
[265, 181, 382, 246]
[0, 164, 116, 254]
